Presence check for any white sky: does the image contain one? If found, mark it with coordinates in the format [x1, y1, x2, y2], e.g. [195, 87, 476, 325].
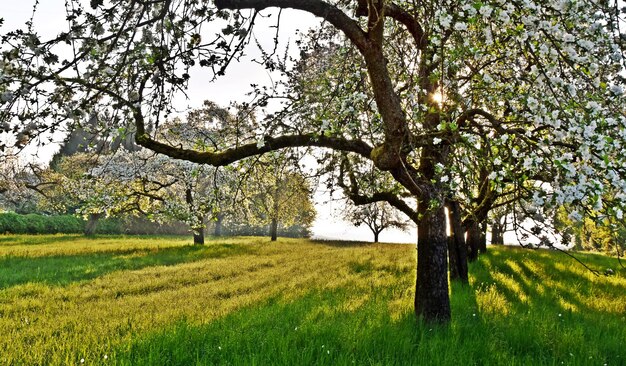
[1, 0, 419, 243]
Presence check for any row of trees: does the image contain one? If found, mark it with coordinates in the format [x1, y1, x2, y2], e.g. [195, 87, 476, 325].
[2, 0, 625, 324]
[0, 103, 316, 242]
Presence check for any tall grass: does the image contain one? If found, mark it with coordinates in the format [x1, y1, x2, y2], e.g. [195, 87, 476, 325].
[1, 235, 624, 365]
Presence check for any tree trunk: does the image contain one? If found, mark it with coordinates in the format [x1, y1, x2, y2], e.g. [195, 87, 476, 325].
[214, 213, 223, 237]
[447, 236, 459, 279]
[374, 230, 380, 243]
[186, 187, 204, 245]
[447, 201, 468, 283]
[479, 222, 487, 253]
[415, 204, 451, 322]
[84, 213, 101, 236]
[467, 221, 481, 262]
[270, 218, 278, 241]
[491, 221, 503, 245]
[193, 228, 204, 245]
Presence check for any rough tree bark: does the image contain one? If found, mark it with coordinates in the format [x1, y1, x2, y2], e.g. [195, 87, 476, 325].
[270, 218, 278, 241]
[416, 203, 451, 322]
[491, 221, 503, 245]
[467, 220, 481, 262]
[479, 222, 487, 253]
[84, 213, 102, 236]
[214, 213, 224, 237]
[447, 200, 469, 283]
[193, 224, 205, 245]
[185, 187, 204, 245]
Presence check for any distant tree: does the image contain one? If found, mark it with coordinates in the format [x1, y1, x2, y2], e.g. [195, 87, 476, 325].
[37, 152, 155, 235]
[555, 205, 626, 256]
[84, 148, 233, 244]
[238, 154, 316, 241]
[489, 205, 513, 245]
[345, 201, 409, 243]
[0, 152, 41, 213]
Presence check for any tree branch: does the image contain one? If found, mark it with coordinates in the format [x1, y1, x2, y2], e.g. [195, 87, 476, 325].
[338, 158, 418, 221]
[383, 3, 426, 49]
[214, 0, 369, 52]
[135, 117, 372, 166]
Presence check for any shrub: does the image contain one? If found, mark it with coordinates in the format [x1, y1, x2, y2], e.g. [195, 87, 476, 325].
[0, 213, 87, 234]
[96, 218, 122, 234]
[49, 215, 84, 234]
[23, 214, 47, 234]
[0, 213, 27, 234]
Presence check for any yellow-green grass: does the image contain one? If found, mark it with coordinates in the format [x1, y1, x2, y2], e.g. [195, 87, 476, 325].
[1, 235, 624, 365]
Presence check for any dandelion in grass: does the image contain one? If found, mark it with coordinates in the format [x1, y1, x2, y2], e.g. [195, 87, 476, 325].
[104, 355, 108, 360]
[80, 358, 85, 363]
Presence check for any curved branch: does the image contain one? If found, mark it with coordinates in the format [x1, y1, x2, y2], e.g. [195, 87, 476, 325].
[135, 115, 372, 166]
[349, 191, 417, 223]
[383, 3, 426, 49]
[214, 0, 369, 52]
[339, 158, 418, 221]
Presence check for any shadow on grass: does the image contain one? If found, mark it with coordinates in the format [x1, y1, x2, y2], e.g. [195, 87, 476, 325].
[0, 234, 87, 246]
[473, 248, 626, 317]
[0, 243, 256, 289]
[107, 248, 625, 365]
[117, 288, 432, 366]
[311, 239, 376, 248]
[116, 285, 612, 366]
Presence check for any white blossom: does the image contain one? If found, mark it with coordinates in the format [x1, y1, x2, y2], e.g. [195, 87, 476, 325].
[479, 5, 493, 18]
[610, 85, 624, 96]
[454, 22, 468, 31]
[439, 13, 453, 29]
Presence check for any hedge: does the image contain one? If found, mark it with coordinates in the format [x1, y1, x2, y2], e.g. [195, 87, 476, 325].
[0, 213, 121, 235]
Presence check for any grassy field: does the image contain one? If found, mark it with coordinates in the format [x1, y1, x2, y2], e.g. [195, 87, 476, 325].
[0, 234, 624, 365]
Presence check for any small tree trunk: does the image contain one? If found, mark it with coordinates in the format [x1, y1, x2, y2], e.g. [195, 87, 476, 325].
[270, 218, 278, 241]
[84, 213, 102, 236]
[214, 213, 223, 237]
[447, 236, 459, 279]
[491, 221, 503, 245]
[479, 222, 487, 253]
[374, 231, 380, 243]
[186, 187, 205, 245]
[415, 204, 451, 323]
[193, 228, 204, 245]
[467, 220, 481, 262]
[447, 201, 468, 283]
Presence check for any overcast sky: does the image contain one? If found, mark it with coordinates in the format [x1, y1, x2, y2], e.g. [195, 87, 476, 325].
[1, 1, 419, 243]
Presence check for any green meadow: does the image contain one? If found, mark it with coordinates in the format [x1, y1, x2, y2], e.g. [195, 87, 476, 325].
[0, 235, 624, 365]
